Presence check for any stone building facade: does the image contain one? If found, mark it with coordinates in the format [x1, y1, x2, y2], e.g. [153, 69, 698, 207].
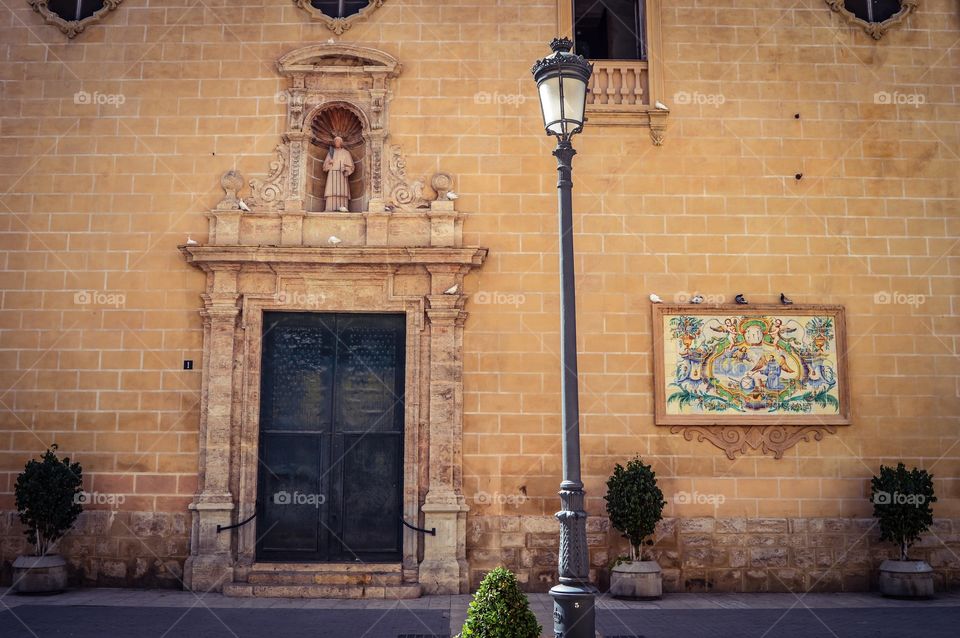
[0, 0, 958, 595]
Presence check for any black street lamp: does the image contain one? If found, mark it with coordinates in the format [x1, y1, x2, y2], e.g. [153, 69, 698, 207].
[531, 38, 595, 638]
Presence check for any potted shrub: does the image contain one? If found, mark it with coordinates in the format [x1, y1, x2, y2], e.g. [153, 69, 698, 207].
[458, 566, 540, 638]
[604, 456, 666, 599]
[12, 445, 83, 594]
[871, 462, 937, 598]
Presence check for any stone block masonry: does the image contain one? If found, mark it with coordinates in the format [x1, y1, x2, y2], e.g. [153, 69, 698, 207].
[0, 0, 958, 593]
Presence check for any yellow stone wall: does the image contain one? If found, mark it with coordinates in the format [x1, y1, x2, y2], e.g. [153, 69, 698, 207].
[0, 0, 957, 590]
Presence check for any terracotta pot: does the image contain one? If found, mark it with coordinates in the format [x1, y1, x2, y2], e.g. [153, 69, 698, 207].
[12, 554, 68, 594]
[609, 560, 661, 600]
[878, 559, 934, 598]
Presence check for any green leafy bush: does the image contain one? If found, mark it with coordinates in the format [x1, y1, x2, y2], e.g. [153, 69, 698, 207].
[871, 462, 936, 560]
[604, 456, 665, 562]
[14, 445, 83, 556]
[458, 567, 540, 638]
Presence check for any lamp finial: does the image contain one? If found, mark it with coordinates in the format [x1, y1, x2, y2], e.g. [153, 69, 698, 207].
[550, 37, 574, 54]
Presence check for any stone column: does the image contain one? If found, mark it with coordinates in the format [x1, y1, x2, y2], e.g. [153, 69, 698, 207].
[420, 269, 470, 594]
[185, 281, 240, 592]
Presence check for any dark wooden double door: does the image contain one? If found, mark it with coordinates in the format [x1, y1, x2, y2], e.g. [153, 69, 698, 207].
[256, 312, 405, 562]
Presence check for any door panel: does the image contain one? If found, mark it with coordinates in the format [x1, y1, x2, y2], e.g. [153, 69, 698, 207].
[334, 315, 405, 433]
[256, 312, 405, 562]
[257, 433, 325, 556]
[332, 433, 403, 559]
[261, 319, 335, 432]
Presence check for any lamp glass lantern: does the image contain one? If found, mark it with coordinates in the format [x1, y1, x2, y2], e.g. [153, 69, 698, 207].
[531, 38, 592, 139]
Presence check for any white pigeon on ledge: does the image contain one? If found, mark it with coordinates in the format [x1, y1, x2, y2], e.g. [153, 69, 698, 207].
[328, 235, 342, 246]
[649, 293, 664, 304]
[238, 198, 251, 212]
[654, 101, 669, 111]
[185, 236, 198, 246]
[443, 284, 458, 295]
[337, 206, 349, 212]
[446, 191, 459, 200]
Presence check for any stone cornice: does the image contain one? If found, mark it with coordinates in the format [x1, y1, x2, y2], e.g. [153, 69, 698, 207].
[180, 245, 487, 269]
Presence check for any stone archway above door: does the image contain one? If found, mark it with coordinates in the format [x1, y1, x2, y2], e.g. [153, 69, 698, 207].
[180, 43, 487, 597]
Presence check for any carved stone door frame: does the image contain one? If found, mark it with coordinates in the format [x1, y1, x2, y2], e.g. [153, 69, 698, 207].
[239, 271, 431, 572]
[181, 246, 485, 594]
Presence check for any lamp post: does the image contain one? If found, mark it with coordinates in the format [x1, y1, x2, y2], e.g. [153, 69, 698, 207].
[531, 38, 595, 638]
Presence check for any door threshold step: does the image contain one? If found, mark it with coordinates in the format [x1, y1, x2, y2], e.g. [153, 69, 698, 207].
[223, 582, 422, 599]
[247, 570, 404, 586]
[250, 562, 402, 573]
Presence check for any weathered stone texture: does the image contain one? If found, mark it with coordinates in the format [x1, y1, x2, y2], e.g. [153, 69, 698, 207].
[468, 516, 960, 593]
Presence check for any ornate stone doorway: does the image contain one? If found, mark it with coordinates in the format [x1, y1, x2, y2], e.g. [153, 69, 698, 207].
[180, 43, 486, 597]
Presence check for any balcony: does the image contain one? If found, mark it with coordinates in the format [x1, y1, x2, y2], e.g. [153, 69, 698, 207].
[585, 59, 668, 144]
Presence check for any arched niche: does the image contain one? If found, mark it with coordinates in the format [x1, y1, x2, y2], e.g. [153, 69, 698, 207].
[307, 104, 367, 212]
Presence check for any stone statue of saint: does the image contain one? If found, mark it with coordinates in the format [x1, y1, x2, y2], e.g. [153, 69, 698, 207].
[323, 136, 355, 212]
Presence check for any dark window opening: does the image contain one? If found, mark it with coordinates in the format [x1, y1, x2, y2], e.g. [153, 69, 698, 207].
[310, 0, 369, 18]
[844, 0, 902, 23]
[47, 0, 104, 21]
[574, 0, 646, 60]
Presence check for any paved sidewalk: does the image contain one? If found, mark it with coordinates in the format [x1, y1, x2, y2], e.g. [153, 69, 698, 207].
[1, 588, 958, 637]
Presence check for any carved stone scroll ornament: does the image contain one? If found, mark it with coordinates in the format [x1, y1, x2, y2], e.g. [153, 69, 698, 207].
[28, 0, 123, 38]
[293, 0, 385, 35]
[387, 144, 429, 210]
[824, 0, 918, 40]
[671, 425, 838, 460]
[248, 144, 289, 210]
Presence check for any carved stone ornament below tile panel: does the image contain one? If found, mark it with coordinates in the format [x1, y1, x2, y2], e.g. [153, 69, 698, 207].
[28, 0, 124, 38]
[824, 0, 918, 40]
[293, 0, 385, 35]
[671, 425, 838, 460]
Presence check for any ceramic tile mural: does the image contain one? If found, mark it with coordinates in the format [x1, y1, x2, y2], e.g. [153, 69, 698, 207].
[653, 306, 849, 426]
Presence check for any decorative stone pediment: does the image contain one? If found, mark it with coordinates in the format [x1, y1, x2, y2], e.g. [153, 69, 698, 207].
[228, 43, 445, 226]
[825, 0, 918, 39]
[27, 0, 123, 38]
[294, 0, 386, 35]
[277, 43, 400, 75]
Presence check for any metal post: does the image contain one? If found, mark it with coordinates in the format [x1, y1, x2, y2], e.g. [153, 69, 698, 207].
[550, 138, 596, 638]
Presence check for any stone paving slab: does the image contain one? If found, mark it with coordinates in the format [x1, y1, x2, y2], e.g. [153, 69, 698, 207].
[596, 607, 960, 638]
[2, 589, 959, 637]
[0, 605, 450, 638]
